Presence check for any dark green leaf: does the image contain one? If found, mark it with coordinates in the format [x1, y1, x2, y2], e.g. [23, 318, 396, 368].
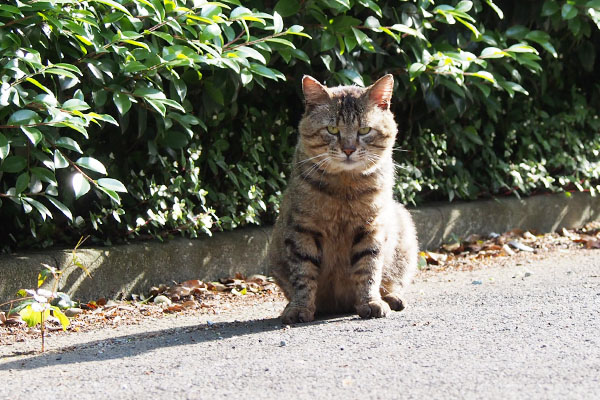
[97, 186, 121, 204]
[8, 110, 41, 126]
[62, 99, 90, 111]
[274, 0, 301, 18]
[31, 167, 57, 185]
[24, 198, 52, 220]
[113, 92, 132, 115]
[76, 157, 107, 175]
[561, 3, 578, 19]
[0, 133, 9, 159]
[97, 178, 127, 192]
[1, 156, 27, 173]
[54, 150, 69, 169]
[46, 196, 73, 221]
[55, 137, 83, 153]
[541, 0, 559, 16]
[20, 127, 43, 146]
[15, 173, 29, 194]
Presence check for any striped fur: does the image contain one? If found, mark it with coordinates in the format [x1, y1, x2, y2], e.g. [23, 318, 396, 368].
[267, 75, 418, 323]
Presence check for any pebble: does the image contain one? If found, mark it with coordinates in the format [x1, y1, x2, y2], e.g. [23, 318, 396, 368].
[64, 308, 83, 317]
[280, 340, 287, 347]
[153, 295, 171, 305]
[472, 280, 483, 285]
[524, 271, 533, 277]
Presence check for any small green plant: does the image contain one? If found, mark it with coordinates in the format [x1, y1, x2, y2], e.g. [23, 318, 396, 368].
[0, 237, 90, 352]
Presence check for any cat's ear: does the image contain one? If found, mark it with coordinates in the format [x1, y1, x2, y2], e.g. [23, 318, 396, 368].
[367, 74, 394, 110]
[302, 75, 330, 105]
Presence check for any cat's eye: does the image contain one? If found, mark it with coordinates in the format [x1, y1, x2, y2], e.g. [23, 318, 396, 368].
[327, 126, 340, 135]
[358, 127, 371, 135]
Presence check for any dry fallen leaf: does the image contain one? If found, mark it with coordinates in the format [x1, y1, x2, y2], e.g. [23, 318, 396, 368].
[442, 242, 463, 253]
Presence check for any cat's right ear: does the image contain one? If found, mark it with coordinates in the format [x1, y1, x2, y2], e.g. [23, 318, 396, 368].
[302, 75, 329, 106]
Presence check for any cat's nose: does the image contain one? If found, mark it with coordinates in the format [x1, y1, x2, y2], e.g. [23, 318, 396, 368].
[342, 147, 356, 156]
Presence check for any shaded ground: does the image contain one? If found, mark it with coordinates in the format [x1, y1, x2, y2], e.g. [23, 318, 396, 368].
[1, 247, 599, 399]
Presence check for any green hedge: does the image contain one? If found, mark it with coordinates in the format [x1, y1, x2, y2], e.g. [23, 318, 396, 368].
[0, 0, 599, 250]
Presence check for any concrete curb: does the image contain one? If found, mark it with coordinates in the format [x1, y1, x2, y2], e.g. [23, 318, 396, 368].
[1, 192, 598, 303]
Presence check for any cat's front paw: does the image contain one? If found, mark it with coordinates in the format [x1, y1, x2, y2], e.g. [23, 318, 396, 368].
[356, 300, 391, 319]
[281, 305, 315, 324]
[382, 293, 406, 311]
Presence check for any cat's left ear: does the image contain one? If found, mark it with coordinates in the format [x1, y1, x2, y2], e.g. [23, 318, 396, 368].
[302, 75, 330, 106]
[367, 74, 394, 110]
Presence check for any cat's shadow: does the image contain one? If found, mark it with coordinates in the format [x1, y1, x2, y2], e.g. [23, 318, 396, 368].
[0, 314, 355, 371]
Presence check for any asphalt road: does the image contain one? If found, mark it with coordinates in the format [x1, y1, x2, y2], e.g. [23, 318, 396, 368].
[1, 249, 599, 399]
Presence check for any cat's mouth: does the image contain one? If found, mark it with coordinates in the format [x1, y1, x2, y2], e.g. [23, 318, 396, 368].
[335, 156, 363, 171]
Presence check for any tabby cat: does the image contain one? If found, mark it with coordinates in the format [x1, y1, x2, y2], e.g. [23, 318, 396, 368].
[267, 74, 418, 324]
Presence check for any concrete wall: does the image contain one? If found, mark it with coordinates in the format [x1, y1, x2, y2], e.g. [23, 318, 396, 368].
[1, 192, 598, 304]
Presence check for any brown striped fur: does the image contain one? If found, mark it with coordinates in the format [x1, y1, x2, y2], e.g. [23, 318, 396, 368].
[267, 75, 418, 323]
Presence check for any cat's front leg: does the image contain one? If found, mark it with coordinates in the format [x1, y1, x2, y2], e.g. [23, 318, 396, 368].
[280, 232, 322, 324]
[281, 267, 319, 324]
[350, 234, 390, 319]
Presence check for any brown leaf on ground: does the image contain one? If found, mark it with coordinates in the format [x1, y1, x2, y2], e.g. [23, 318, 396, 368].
[585, 239, 600, 249]
[180, 280, 204, 289]
[423, 252, 447, 265]
[442, 242, 463, 253]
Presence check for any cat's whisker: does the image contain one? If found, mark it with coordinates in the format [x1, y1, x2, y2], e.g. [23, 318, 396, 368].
[392, 161, 409, 171]
[300, 156, 331, 182]
[295, 153, 328, 166]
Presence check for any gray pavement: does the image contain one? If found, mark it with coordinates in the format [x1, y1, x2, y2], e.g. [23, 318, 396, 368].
[1, 249, 599, 399]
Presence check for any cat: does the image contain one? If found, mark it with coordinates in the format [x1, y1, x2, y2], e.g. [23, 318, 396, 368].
[267, 74, 418, 324]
